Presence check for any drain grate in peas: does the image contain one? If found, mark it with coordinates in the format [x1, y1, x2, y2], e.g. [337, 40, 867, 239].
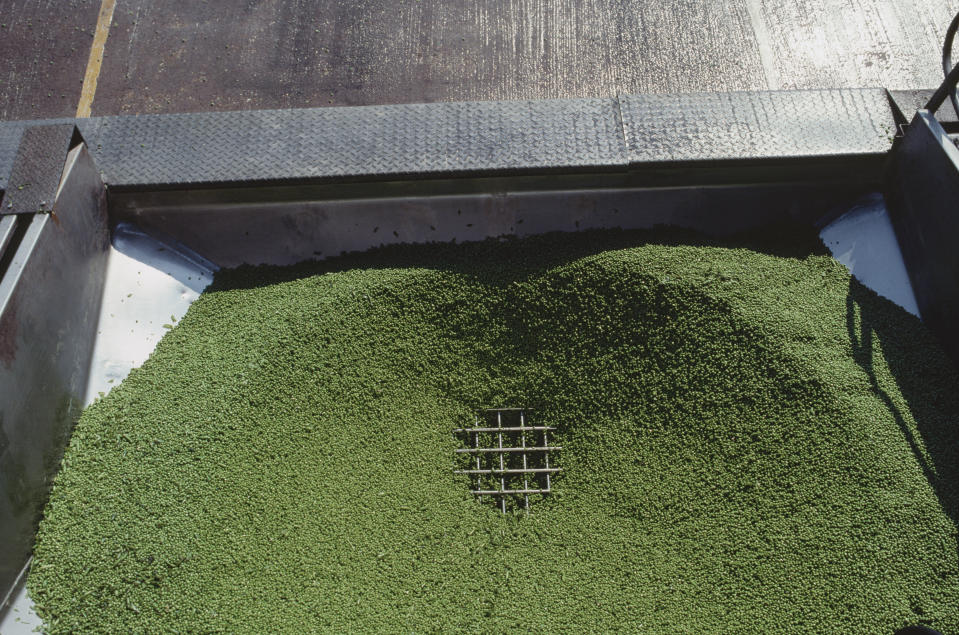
[454, 408, 560, 514]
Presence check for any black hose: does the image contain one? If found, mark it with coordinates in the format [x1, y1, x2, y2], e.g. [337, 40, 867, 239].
[941, 10, 959, 117]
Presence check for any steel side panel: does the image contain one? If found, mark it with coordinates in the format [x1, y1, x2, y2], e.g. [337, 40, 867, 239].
[887, 110, 959, 364]
[0, 146, 109, 605]
[116, 182, 869, 269]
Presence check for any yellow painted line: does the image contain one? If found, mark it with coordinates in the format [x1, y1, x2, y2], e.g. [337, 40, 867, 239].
[76, 0, 117, 118]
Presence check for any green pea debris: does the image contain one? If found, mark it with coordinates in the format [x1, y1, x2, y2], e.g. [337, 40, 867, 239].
[29, 228, 959, 633]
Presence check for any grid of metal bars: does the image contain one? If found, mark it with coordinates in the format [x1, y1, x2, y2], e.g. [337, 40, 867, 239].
[453, 408, 560, 514]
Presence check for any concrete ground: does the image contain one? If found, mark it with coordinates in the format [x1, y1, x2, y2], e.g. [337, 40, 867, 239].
[0, 0, 958, 121]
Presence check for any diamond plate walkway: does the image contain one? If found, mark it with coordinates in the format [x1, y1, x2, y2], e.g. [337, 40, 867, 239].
[0, 88, 895, 193]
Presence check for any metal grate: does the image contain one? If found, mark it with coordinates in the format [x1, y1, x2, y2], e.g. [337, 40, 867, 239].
[453, 408, 560, 514]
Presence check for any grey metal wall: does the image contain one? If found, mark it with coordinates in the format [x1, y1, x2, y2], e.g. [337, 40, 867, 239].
[0, 146, 109, 608]
[887, 111, 959, 366]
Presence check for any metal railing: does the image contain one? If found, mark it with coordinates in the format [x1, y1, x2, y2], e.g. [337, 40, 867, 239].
[925, 10, 959, 115]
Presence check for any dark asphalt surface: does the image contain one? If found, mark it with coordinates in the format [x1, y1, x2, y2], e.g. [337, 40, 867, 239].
[0, 0, 100, 120]
[0, 0, 957, 118]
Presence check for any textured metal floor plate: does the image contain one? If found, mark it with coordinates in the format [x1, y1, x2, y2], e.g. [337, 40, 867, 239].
[1, 124, 75, 215]
[0, 124, 24, 192]
[0, 89, 898, 192]
[76, 98, 626, 188]
[620, 89, 895, 163]
[0, 119, 74, 192]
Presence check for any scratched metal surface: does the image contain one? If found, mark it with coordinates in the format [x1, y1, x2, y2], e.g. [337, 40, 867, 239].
[0, 0, 101, 120]
[88, 0, 957, 116]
